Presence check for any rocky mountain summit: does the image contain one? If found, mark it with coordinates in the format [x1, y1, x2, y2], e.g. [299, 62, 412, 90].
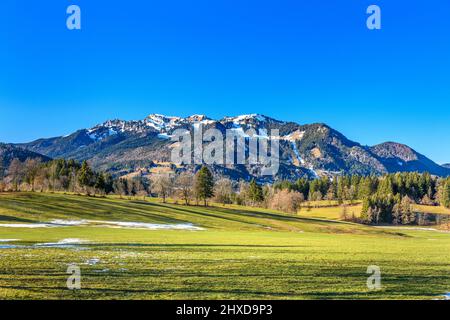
[12, 114, 450, 181]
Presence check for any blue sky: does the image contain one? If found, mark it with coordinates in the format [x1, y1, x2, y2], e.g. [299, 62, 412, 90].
[1, 1, 449, 163]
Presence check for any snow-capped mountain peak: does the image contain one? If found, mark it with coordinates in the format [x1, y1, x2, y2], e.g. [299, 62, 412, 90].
[16, 112, 450, 181]
[221, 114, 283, 125]
[185, 114, 209, 122]
[145, 114, 184, 131]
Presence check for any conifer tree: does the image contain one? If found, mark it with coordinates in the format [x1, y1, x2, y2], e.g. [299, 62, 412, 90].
[94, 173, 106, 194]
[78, 160, 94, 193]
[194, 166, 215, 206]
[248, 179, 264, 204]
[442, 180, 450, 209]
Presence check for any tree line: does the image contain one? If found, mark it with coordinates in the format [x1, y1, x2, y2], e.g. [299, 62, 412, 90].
[1, 157, 449, 225]
[0, 158, 116, 195]
[273, 172, 450, 224]
[136, 170, 450, 225]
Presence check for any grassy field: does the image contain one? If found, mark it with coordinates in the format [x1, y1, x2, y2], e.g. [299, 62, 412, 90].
[0, 192, 449, 300]
[413, 204, 450, 215]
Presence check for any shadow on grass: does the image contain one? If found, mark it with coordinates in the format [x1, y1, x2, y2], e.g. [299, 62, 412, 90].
[142, 200, 354, 226]
[92, 243, 306, 248]
[0, 215, 36, 223]
[0, 193, 410, 236]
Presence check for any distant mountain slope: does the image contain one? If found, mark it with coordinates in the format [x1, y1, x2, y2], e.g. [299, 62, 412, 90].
[369, 142, 450, 177]
[16, 114, 450, 180]
[0, 144, 51, 176]
[442, 163, 450, 169]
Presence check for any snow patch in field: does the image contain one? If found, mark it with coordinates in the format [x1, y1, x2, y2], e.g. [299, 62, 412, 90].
[375, 226, 450, 234]
[92, 220, 204, 231]
[0, 239, 24, 249]
[0, 220, 88, 228]
[0, 219, 203, 231]
[86, 258, 100, 265]
[0, 223, 55, 228]
[0, 245, 20, 249]
[0, 239, 90, 250]
[35, 238, 90, 248]
[56, 238, 89, 244]
[50, 219, 88, 226]
[374, 226, 447, 232]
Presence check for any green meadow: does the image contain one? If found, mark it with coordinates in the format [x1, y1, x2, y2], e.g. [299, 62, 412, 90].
[0, 192, 448, 300]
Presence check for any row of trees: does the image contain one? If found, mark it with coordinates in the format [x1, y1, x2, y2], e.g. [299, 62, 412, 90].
[150, 172, 304, 213]
[273, 172, 443, 205]
[360, 176, 450, 224]
[2, 157, 450, 224]
[273, 173, 450, 224]
[0, 158, 217, 206]
[150, 166, 214, 206]
[0, 157, 305, 214]
[1, 158, 119, 196]
[0, 158, 159, 197]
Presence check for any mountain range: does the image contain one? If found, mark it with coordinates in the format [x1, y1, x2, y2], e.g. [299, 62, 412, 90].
[3, 114, 449, 181]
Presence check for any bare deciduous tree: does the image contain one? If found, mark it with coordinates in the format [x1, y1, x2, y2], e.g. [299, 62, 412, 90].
[24, 158, 41, 191]
[151, 174, 173, 203]
[7, 158, 23, 192]
[214, 178, 233, 205]
[269, 189, 304, 214]
[176, 172, 193, 205]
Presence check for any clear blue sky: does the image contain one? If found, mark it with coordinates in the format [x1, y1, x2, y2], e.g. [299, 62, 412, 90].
[1, 1, 449, 163]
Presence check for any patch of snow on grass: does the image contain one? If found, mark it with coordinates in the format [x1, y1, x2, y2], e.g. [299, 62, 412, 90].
[0, 223, 55, 228]
[0, 245, 21, 249]
[56, 238, 90, 244]
[35, 238, 90, 248]
[50, 219, 88, 226]
[86, 258, 100, 265]
[92, 220, 204, 230]
[0, 220, 204, 231]
[0, 220, 88, 228]
[374, 226, 448, 233]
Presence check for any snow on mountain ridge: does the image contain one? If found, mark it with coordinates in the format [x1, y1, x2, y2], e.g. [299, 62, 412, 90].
[85, 113, 300, 144]
[15, 113, 450, 180]
[221, 114, 283, 124]
[90, 114, 284, 136]
[145, 114, 184, 131]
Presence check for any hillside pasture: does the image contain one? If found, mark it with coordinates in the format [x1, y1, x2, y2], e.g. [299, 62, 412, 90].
[0, 192, 448, 300]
